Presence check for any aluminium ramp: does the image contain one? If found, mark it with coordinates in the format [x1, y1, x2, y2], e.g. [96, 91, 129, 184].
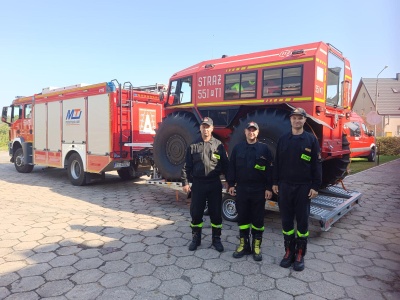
[309, 186, 362, 231]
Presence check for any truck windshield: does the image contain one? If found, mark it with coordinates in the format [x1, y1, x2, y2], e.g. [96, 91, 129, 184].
[327, 52, 345, 107]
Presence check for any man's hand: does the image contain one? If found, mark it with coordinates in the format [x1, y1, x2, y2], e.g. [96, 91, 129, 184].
[182, 184, 191, 194]
[272, 185, 279, 195]
[308, 188, 318, 199]
[228, 187, 236, 196]
[265, 190, 272, 200]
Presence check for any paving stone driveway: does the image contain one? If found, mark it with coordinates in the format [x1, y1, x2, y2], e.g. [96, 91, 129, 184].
[0, 151, 399, 300]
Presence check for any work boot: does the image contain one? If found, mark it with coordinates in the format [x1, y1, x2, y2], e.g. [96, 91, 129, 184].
[252, 230, 263, 261]
[233, 229, 251, 258]
[188, 227, 201, 251]
[211, 227, 224, 252]
[280, 235, 296, 268]
[293, 238, 307, 271]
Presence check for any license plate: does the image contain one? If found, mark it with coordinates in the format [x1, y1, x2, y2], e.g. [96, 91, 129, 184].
[114, 161, 130, 168]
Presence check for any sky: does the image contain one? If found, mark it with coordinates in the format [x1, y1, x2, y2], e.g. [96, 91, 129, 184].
[0, 0, 399, 109]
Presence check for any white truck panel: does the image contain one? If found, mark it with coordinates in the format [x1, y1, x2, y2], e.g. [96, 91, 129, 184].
[47, 101, 61, 152]
[34, 103, 47, 151]
[87, 94, 111, 155]
[62, 97, 86, 144]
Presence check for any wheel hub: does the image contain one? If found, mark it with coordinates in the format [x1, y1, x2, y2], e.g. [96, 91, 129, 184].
[166, 134, 186, 165]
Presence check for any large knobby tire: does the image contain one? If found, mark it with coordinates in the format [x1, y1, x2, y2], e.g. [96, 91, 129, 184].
[321, 134, 350, 187]
[67, 153, 87, 186]
[228, 109, 291, 157]
[14, 147, 34, 173]
[153, 112, 200, 181]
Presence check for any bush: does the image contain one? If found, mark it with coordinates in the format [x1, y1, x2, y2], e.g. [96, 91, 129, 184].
[0, 122, 9, 149]
[377, 137, 400, 155]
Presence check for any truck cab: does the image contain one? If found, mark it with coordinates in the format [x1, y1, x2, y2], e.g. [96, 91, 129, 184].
[344, 112, 376, 161]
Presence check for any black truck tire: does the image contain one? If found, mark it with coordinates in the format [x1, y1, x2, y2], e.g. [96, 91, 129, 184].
[367, 147, 376, 162]
[153, 112, 200, 181]
[14, 147, 34, 173]
[228, 108, 291, 157]
[67, 153, 87, 186]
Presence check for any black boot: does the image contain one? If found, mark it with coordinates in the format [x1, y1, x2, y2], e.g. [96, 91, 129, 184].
[233, 229, 251, 258]
[188, 227, 201, 251]
[211, 227, 224, 252]
[252, 230, 263, 261]
[280, 235, 296, 268]
[293, 238, 307, 271]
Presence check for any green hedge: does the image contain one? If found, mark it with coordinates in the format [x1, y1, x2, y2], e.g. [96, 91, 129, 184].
[0, 122, 8, 149]
[377, 137, 400, 155]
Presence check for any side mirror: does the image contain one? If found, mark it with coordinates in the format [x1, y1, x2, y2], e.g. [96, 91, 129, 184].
[368, 130, 374, 137]
[159, 92, 164, 102]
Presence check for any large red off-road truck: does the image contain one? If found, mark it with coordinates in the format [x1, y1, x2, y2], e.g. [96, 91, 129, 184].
[153, 41, 352, 186]
[151, 41, 361, 230]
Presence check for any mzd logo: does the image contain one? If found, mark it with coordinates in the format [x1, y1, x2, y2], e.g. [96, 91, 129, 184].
[65, 109, 82, 125]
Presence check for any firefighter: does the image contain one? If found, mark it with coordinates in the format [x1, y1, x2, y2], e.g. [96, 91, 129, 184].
[272, 107, 322, 271]
[181, 117, 229, 252]
[227, 121, 273, 261]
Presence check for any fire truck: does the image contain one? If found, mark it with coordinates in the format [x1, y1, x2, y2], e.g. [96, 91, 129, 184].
[344, 111, 376, 161]
[150, 41, 361, 230]
[1, 80, 164, 185]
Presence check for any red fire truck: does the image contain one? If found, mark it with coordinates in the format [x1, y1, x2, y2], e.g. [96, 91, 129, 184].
[1, 80, 164, 185]
[150, 41, 361, 230]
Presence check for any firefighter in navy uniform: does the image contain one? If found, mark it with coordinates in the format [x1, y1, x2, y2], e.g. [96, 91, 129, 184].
[272, 107, 322, 271]
[227, 122, 273, 261]
[181, 117, 229, 252]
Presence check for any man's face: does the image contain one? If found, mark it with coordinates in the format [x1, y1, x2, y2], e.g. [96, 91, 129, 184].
[245, 127, 258, 142]
[200, 124, 213, 138]
[290, 115, 306, 129]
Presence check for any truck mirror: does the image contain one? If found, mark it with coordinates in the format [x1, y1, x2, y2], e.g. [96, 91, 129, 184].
[159, 92, 164, 102]
[368, 130, 374, 137]
[2, 107, 11, 124]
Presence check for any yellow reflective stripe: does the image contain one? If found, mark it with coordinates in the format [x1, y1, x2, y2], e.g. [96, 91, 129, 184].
[297, 230, 309, 237]
[283, 229, 295, 236]
[251, 225, 265, 231]
[254, 164, 266, 171]
[301, 154, 311, 161]
[293, 97, 312, 101]
[213, 153, 220, 159]
[314, 97, 325, 103]
[247, 57, 314, 70]
[197, 99, 264, 106]
[211, 223, 222, 228]
[239, 224, 251, 230]
[345, 75, 352, 80]
[191, 222, 204, 228]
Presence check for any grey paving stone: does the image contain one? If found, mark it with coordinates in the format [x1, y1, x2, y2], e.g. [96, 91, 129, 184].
[356, 276, 396, 292]
[345, 285, 385, 300]
[65, 282, 104, 299]
[258, 289, 293, 299]
[343, 255, 373, 267]
[99, 272, 131, 288]
[49, 255, 79, 267]
[36, 279, 74, 297]
[10, 276, 45, 293]
[70, 269, 104, 284]
[4, 291, 40, 300]
[213, 270, 243, 288]
[309, 281, 346, 299]
[127, 275, 161, 292]
[73, 257, 104, 270]
[291, 267, 322, 282]
[333, 262, 366, 276]
[276, 277, 309, 296]
[190, 282, 224, 300]
[244, 273, 275, 291]
[323, 271, 357, 287]
[0, 287, 10, 299]
[364, 265, 398, 282]
[203, 258, 230, 272]
[97, 286, 136, 300]
[17, 263, 51, 277]
[43, 266, 77, 281]
[159, 278, 191, 297]
[183, 268, 212, 284]
[230, 260, 261, 276]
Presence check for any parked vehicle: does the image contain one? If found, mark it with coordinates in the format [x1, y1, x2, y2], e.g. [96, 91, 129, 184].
[1, 81, 164, 185]
[344, 112, 376, 161]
